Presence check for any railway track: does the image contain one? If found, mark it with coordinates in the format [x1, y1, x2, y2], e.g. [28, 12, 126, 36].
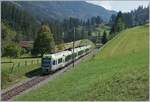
[1, 49, 97, 101]
[1, 75, 50, 101]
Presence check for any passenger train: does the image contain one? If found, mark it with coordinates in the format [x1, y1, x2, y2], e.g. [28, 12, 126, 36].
[41, 45, 92, 74]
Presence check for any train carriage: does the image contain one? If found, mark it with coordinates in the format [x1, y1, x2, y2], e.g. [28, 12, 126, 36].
[41, 45, 92, 74]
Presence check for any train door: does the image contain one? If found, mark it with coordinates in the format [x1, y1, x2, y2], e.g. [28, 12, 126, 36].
[62, 55, 65, 67]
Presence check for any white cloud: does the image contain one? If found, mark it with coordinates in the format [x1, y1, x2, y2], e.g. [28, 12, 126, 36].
[86, 1, 149, 12]
[86, 1, 112, 10]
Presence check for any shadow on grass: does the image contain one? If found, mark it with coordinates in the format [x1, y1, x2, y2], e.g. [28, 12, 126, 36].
[25, 67, 43, 78]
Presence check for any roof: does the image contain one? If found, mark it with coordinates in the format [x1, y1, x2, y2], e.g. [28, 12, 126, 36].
[43, 45, 92, 59]
[43, 51, 71, 59]
[20, 41, 34, 48]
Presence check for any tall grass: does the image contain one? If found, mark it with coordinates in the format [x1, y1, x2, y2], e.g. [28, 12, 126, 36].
[15, 25, 149, 101]
[1, 58, 41, 89]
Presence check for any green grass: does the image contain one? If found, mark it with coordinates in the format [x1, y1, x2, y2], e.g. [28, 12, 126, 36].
[1, 58, 41, 89]
[15, 25, 149, 101]
[1, 39, 94, 89]
[97, 25, 148, 59]
[2, 64, 41, 89]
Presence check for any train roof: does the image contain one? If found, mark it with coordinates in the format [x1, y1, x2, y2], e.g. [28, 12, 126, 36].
[71, 45, 91, 52]
[43, 51, 71, 59]
[43, 45, 92, 59]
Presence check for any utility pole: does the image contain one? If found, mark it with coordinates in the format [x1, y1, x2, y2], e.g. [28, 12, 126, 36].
[73, 27, 75, 68]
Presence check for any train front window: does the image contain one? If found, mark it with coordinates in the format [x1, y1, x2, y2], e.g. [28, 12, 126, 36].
[42, 57, 51, 67]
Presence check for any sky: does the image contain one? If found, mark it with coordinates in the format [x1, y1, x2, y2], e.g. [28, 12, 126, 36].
[86, 1, 149, 12]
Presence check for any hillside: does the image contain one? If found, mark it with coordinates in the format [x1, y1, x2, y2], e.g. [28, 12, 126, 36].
[12, 1, 116, 22]
[15, 25, 148, 101]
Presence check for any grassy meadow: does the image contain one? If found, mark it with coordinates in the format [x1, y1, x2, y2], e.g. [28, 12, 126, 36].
[1, 39, 94, 89]
[1, 58, 41, 89]
[15, 24, 149, 101]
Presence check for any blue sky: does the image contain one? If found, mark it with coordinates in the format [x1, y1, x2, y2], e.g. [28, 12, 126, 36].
[86, 1, 149, 12]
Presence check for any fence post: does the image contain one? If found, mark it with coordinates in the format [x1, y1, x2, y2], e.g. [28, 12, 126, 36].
[18, 62, 21, 73]
[18, 62, 20, 68]
[9, 63, 14, 84]
[25, 60, 27, 66]
[10, 63, 15, 74]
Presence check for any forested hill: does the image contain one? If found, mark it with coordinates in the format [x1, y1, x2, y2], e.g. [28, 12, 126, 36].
[1, 1, 40, 40]
[12, 1, 116, 22]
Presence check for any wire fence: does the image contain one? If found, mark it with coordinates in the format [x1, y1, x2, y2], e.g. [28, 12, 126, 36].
[1, 59, 42, 89]
[12, 60, 40, 73]
[2, 59, 41, 74]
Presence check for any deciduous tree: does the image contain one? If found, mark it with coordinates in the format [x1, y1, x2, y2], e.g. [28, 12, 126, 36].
[33, 25, 55, 56]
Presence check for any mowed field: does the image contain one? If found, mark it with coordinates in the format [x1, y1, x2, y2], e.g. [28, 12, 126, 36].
[15, 25, 149, 101]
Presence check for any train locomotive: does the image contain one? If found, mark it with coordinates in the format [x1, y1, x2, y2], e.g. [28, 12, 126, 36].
[41, 45, 92, 74]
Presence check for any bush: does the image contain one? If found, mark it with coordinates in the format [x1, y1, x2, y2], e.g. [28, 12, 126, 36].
[31, 48, 38, 56]
[4, 43, 22, 58]
[20, 48, 27, 55]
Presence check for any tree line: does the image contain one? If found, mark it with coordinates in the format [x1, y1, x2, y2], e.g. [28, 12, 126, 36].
[2, 1, 148, 57]
[32, 16, 104, 56]
[108, 6, 149, 40]
[1, 1, 105, 57]
[1, 1, 39, 41]
[109, 6, 149, 28]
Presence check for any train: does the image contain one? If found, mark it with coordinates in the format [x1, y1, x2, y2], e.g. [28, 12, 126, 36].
[41, 45, 92, 74]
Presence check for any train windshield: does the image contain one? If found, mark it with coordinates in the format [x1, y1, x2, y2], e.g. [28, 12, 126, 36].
[42, 57, 51, 67]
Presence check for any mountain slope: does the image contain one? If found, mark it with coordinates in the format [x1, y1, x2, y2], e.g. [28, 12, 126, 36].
[13, 1, 116, 22]
[15, 24, 148, 101]
[1, 1, 40, 40]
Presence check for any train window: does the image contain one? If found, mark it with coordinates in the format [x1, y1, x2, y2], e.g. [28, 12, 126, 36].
[53, 60, 56, 65]
[78, 51, 83, 55]
[75, 53, 77, 57]
[85, 49, 89, 52]
[65, 56, 67, 61]
[72, 53, 75, 58]
[58, 58, 62, 64]
[69, 55, 71, 60]
[72, 53, 77, 57]
[65, 55, 71, 61]
[65, 57, 67, 61]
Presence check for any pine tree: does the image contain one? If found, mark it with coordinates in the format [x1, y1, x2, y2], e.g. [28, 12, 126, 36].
[101, 31, 108, 44]
[110, 11, 126, 34]
[33, 25, 55, 56]
[114, 11, 126, 32]
[108, 14, 116, 26]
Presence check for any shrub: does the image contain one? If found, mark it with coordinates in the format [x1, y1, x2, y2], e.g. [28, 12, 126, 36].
[4, 43, 22, 58]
